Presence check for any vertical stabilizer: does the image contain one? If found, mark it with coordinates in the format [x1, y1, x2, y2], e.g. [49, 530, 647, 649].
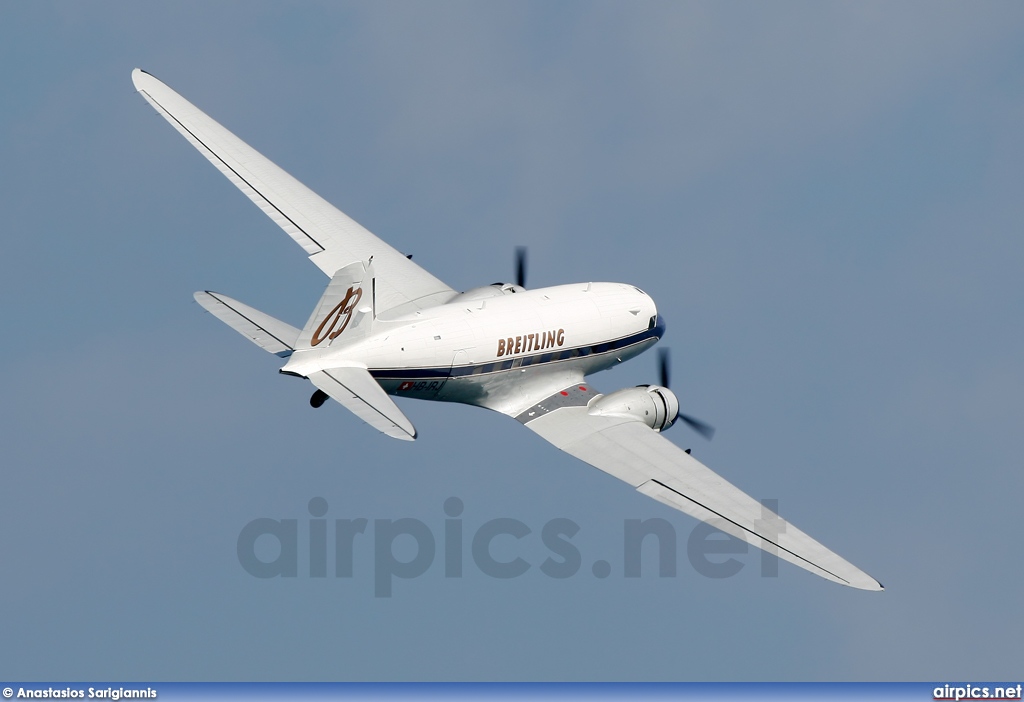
[295, 260, 376, 350]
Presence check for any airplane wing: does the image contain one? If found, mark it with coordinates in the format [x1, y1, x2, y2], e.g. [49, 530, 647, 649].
[132, 69, 457, 316]
[514, 384, 883, 590]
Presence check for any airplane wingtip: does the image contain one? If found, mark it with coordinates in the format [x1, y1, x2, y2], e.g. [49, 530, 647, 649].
[840, 569, 885, 592]
[856, 577, 885, 592]
[131, 67, 156, 91]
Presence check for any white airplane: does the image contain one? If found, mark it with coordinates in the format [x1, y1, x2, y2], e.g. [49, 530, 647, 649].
[133, 68, 882, 591]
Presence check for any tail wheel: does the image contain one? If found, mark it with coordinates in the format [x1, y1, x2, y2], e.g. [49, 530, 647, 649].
[310, 390, 329, 408]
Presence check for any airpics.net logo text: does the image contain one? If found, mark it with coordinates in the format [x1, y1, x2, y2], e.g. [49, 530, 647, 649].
[236, 497, 786, 597]
[934, 684, 1023, 701]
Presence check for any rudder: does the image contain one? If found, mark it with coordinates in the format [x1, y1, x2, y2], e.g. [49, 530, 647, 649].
[295, 260, 376, 350]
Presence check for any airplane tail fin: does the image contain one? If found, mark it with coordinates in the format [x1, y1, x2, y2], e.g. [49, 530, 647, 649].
[194, 291, 300, 357]
[285, 259, 416, 440]
[295, 260, 376, 351]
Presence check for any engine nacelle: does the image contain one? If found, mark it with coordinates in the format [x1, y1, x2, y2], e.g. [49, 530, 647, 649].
[587, 385, 679, 432]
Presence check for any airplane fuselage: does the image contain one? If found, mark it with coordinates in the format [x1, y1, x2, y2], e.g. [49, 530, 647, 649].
[282, 282, 662, 416]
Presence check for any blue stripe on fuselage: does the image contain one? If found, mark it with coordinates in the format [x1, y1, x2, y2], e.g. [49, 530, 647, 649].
[368, 317, 665, 381]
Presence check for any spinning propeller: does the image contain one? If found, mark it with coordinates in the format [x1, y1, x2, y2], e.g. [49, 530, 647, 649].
[515, 246, 527, 288]
[658, 347, 716, 440]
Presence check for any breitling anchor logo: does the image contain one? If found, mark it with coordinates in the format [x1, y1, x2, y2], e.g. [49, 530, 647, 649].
[311, 286, 363, 346]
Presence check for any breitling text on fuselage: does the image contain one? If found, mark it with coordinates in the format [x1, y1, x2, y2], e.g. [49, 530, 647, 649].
[496, 328, 565, 357]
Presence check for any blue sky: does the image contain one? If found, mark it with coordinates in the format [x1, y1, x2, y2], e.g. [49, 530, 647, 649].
[2, 1, 1023, 681]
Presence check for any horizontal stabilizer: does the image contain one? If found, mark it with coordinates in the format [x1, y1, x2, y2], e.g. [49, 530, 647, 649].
[309, 366, 416, 441]
[194, 291, 299, 357]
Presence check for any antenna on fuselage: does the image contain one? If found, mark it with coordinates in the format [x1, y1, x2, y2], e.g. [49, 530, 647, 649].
[368, 256, 376, 319]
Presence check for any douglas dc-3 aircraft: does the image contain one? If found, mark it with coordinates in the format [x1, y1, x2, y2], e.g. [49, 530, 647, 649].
[133, 68, 882, 591]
